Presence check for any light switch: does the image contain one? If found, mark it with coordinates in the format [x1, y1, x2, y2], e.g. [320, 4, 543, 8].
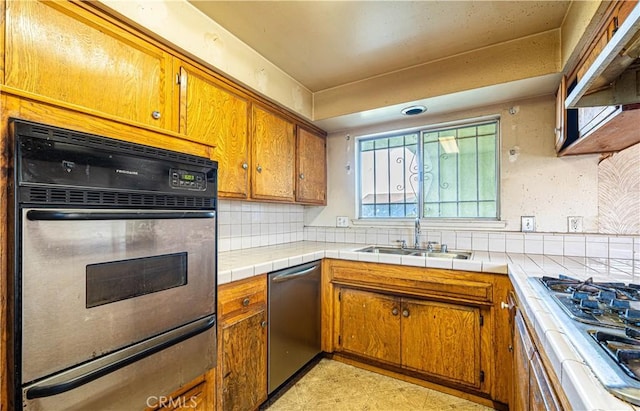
[521, 216, 535, 232]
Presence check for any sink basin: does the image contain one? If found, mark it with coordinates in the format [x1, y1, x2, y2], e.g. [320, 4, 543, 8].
[356, 246, 472, 260]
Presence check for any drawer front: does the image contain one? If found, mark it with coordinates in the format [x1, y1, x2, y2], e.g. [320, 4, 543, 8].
[218, 275, 267, 319]
[329, 261, 493, 304]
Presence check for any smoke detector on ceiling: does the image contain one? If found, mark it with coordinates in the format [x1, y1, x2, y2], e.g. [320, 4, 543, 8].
[401, 105, 427, 116]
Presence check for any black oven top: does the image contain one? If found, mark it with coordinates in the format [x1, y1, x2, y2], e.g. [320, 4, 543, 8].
[12, 119, 217, 209]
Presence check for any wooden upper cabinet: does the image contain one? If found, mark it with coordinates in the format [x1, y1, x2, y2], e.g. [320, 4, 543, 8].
[177, 63, 250, 199]
[554, 76, 567, 153]
[575, 0, 638, 83]
[251, 105, 295, 202]
[296, 127, 327, 205]
[4, 1, 174, 129]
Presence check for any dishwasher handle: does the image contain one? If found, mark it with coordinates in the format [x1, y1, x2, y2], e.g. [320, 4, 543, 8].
[271, 265, 319, 283]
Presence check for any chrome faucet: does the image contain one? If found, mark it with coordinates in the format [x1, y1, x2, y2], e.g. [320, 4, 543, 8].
[414, 217, 421, 249]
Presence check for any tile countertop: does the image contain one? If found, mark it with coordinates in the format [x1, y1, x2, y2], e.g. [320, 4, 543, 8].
[218, 241, 640, 411]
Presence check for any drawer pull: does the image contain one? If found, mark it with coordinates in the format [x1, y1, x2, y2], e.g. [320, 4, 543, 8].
[242, 298, 250, 307]
[392, 308, 399, 316]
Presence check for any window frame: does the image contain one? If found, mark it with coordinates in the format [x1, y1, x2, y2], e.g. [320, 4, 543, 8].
[356, 116, 501, 221]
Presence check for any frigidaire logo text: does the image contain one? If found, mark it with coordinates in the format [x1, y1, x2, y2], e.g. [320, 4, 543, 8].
[115, 169, 139, 175]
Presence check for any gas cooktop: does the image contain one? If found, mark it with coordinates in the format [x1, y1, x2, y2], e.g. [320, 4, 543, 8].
[539, 275, 640, 329]
[533, 275, 640, 406]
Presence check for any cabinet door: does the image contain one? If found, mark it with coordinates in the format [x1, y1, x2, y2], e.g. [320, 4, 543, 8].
[251, 105, 296, 202]
[401, 299, 483, 389]
[220, 310, 267, 411]
[513, 310, 534, 411]
[177, 64, 249, 198]
[530, 351, 562, 411]
[555, 76, 567, 152]
[5, 1, 173, 129]
[337, 288, 401, 365]
[296, 127, 327, 205]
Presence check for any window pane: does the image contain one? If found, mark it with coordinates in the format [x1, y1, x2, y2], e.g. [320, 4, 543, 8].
[459, 202, 478, 218]
[458, 138, 478, 202]
[359, 120, 498, 220]
[358, 133, 418, 218]
[361, 140, 374, 151]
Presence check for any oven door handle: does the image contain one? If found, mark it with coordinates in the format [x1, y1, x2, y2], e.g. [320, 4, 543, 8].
[26, 210, 215, 221]
[25, 315, 216, 400]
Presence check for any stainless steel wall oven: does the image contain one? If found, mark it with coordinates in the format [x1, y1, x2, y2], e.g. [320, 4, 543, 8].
[8, 120, 218, 410]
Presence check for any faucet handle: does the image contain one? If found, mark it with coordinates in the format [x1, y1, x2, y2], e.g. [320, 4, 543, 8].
[396, 239, 407, 249]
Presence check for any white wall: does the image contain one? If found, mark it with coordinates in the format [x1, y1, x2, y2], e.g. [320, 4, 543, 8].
[305, 94, 601, 234]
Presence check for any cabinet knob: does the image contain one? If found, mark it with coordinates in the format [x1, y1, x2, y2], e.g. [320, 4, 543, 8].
[392, 308, 399, 316]
[299, 173, 305, 180]
[242, 162, 248, 170]
[256, 165, 263, 173]
[261, 321, 267, 328]
[402, 309, 410, 317]
[501, 301, 512, 310]
[151, 111, 161, 120]
[242, 298, 250, 307]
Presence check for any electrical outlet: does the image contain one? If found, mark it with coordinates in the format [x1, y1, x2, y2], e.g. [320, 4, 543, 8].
[568, 216, 583, 233]
[336, 216, 349, 227]
[521, 216, 536, 232]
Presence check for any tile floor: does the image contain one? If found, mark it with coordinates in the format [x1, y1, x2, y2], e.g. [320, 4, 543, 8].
[263, 359, 494, 411]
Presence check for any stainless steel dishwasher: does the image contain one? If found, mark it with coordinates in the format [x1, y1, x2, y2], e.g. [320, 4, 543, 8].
[268, 261, 321, 394]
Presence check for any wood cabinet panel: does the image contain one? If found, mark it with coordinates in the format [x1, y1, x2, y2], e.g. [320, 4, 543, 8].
[337, 288, 401, 364]
[177, 64, 249, 198]
[219, 309, 267, 411]
[4, 1, 173, 129]
[251, 105, 295, 202]
[147, 369, 215, 411]
[512, 310, 532, 411]
[218, 276, 267, 318]
[330, 261, 493, 304]
[513, 308, 563, 411]
[530, 351, 562, 411]
[402, 299, 482, 389]
[217, 275, 267, 411]
[296, 127, 326, 205]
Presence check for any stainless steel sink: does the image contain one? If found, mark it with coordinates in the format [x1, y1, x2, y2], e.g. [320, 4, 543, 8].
[356, 246, 472, 260]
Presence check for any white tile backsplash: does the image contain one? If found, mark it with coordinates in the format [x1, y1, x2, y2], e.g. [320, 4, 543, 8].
[218, 200, 304, 252]
[220, 201, 639, 260]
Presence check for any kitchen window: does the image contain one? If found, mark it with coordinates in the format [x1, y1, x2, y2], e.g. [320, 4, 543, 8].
[358, 119, 499, 219]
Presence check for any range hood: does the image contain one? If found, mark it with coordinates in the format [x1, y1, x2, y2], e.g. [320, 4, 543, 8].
[565, 3, 640, 109]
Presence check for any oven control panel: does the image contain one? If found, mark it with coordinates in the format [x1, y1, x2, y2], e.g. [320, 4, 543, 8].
[170, 169, 207, 191]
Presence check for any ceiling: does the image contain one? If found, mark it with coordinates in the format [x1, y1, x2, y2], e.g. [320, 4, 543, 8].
[188, 1, 570, 93]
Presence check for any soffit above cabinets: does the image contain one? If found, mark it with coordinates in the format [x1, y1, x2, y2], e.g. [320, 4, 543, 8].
[188, 0, 570, 93]
[186, 1, 570, 131]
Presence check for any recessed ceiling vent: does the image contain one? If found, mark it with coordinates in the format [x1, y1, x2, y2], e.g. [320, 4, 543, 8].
[401, 105, 427, 116]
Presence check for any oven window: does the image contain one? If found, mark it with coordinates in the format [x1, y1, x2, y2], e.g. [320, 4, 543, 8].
[86, 252, 187, 308]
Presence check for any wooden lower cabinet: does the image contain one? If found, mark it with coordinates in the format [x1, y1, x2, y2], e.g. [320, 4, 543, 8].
[338, 288, 401, 364]
[324, 259, 512, 406]
[217, 275, 268, 411]
[148, 369, 215, 411]
[402, 299, 483, 389]
[512, 308, 563, 410]
[336, 287, 487, 392]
